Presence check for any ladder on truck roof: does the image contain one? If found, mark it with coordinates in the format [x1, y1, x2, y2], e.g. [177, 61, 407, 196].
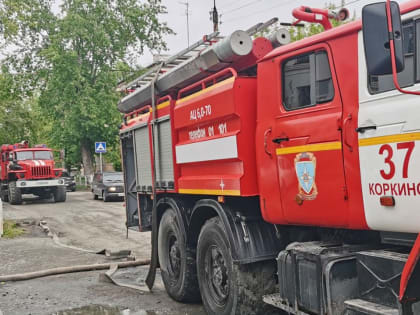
[119, 31, 223, 93]
[118, 17, 279, 99]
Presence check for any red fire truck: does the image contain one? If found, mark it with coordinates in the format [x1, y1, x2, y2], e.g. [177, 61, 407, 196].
[0, 141, 66, 204]
[118, 1, 420, 314]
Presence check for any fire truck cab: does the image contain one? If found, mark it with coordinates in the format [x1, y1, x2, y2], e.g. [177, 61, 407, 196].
[119, 1, 420, 314]
[0, 142, 66, 204]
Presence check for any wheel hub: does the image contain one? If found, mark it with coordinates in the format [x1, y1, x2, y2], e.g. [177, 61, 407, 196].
[168, 237, 181, 277]
[206, 246, 229, 304]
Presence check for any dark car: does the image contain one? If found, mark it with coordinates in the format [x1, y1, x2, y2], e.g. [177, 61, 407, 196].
[61, 171, 76, 192]
[91, 172, 124, 202]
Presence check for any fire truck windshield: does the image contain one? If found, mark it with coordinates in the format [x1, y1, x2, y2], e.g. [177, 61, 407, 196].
[34, 151, 53, 160]
[16, 151, 53, 160]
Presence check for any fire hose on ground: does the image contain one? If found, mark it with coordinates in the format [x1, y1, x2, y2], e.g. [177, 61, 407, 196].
[0, 220, 152, 292]
[0, 259, 150, 282]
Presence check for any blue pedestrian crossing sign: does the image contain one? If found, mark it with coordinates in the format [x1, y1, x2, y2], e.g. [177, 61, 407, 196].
[95, 142, 107, 153]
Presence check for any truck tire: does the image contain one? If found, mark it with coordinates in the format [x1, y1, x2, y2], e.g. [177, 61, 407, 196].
[53, 186, 66, 202]
[158, 208, 201, 302]
[8, 181, 22, 205]
[93, 191, 98, 200]
[0, 186, 9, 202]
[197, 217, 278, 315]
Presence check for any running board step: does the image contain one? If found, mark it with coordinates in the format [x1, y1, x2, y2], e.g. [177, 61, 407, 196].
[345, 299, 399, 315]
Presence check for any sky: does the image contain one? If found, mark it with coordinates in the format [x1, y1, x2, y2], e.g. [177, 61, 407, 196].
[140, 0, 405, 66]
[0, 0, 406, 66]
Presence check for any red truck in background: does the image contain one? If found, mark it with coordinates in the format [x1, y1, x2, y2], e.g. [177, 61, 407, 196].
[0, 141, 66, 204]
[118, 1, 420, 314]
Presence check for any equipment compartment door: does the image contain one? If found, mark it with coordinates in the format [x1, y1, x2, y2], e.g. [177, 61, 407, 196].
[274, 46, 348, 227]
[121, 132, 139, 229]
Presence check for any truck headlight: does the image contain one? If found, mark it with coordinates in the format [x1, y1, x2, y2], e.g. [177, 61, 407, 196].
[108, 187, 116, 192]
[21, 181, 26, 186]
[58, 179, 64, 184]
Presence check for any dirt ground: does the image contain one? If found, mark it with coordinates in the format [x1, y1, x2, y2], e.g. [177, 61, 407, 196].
[0, 191, 205, 315]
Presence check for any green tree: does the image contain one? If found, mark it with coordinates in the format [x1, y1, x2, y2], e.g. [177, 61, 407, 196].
[0, 67, 39, 145]
[1, 0, 172, 174]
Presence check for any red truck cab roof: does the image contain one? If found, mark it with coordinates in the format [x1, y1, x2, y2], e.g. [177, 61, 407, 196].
[14, 148, 52, 152]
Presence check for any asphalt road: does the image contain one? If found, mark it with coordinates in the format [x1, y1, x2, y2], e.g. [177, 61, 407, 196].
[0, 191, 205, 315]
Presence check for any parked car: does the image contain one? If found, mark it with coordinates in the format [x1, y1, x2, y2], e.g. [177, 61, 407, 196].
[91, 172, 124, 202]
[61, 171, 76, 192]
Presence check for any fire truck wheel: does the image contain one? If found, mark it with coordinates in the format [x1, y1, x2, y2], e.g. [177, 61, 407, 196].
[53, 186, 66, 202]
[197, 217, 277, 315]
[8, 181, 22, 205]
[158, 208, 201, 302]
[0, 187, 9, 202]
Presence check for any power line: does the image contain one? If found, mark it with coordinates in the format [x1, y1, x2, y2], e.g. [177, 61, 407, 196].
[340, 0, 364, 8]
[222, 0, 262, 15]
[223, 0, 296, 24]
[219, 0, 240, 10]
[223, 0, 363, 26]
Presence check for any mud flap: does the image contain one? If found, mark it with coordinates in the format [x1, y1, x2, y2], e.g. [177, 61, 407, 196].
[145, 202, 158, 290]
[400, 233, 420, 314]
[144, 63, 164, 291]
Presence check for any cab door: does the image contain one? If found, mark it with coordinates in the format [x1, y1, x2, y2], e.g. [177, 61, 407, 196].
[358, 20, 420, 233]
[273, 44, 349, 227]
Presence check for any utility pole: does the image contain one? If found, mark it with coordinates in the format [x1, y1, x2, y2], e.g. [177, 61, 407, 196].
[100, 152, 103, 173]
[209, 0, 221, 32]
[180, 1, 190, 46]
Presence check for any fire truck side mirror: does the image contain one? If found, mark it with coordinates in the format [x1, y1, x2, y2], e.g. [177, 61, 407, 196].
[362, 1, 404, 76]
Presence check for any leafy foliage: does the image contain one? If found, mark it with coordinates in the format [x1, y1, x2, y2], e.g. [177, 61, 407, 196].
[0, 0, 172, 173]
[0, 67, 40, 145]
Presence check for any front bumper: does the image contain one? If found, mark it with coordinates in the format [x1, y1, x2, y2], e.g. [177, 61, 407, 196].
[16, 179, 65, 188]
[65, 181, 76, 190]
[105, 192, 125, 198]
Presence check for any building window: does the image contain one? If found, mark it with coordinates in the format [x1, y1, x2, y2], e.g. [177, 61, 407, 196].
[283, 50, 334, 111]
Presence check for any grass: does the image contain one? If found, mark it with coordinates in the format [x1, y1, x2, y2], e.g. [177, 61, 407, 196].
[2, 220, 25, 239]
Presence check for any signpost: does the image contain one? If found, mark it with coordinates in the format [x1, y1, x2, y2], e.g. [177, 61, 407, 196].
[95, 142, 107, 173]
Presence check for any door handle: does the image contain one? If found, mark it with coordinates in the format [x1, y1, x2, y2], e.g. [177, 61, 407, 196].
[264, 128, 272, 157]
[355, 125, 377, 133]
[272, 137, 289, 144]
[343, 114, 353, 152]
